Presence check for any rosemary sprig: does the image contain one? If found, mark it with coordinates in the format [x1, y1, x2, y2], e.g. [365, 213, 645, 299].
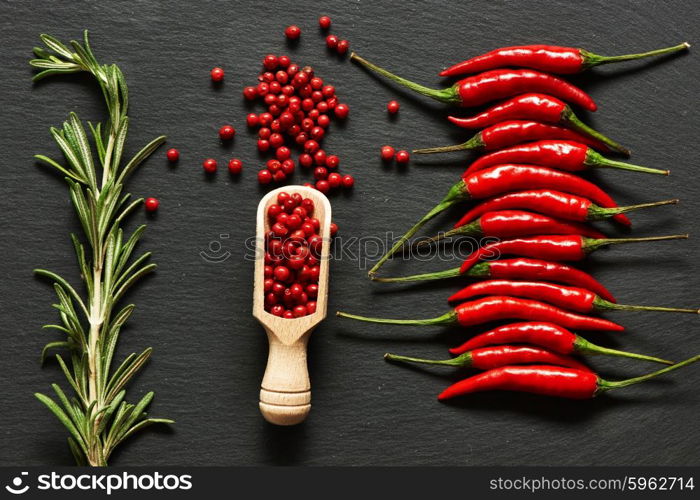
[31, 31, 172, 466]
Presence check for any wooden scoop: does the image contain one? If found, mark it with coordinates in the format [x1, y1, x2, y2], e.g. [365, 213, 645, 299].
[253, 186, 331, 425]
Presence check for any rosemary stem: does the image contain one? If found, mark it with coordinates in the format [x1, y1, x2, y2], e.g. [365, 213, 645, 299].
[88, 264, 103, 406]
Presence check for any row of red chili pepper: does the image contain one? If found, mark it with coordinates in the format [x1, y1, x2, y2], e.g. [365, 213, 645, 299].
[337, 42, 699, 400]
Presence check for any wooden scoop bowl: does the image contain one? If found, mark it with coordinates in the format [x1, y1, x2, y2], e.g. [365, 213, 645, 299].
[253, 186, 331, 425]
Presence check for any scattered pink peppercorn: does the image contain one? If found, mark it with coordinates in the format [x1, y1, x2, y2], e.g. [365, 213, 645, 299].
[166, 148, 179, 162]
[210, 67, 224, 82]
[342, 174, 354, 188]
[144, 197, 159, 212]
[380, 145, 395, 161]
[228, 159, 242, 174]
[263, 54, 278, 70]
[203, 158, 218, 173]
[285, 25, 301, 40]
[314, 149, 327, 165]
[316, 179, 330, 193]
[243, 86, 257, 100]
[326, 34, 338, 49]
[395, 150, 410, 164]
[257, 139, 270, 152]
[387, 100, 400, 114]
[314, 166, 328, 180]
[276, 146, 292, 161]
[299, 153, 313, 168]
[281, 159, 295, 175]
[325, 154, 339, 169]
[336, 40, 350, 55]
[258, 169, 273, 184]
[334, 103, 349, 119]
[269, 133, 284, 148]
[327, 172, 342, 188]
[219, 125, 236, 140]
[319, 16, 331, 29]
[304, 140, 320, 153]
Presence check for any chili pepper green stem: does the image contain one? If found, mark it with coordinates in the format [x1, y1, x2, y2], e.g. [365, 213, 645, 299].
[582, 42, 690, 69]
[418, 221, 481, 246]
[336, 310, 456, 326]
[562, 108, 630, 156]
[596, 354, 700, 393]
[593, 297, 699, 315]
[350, 52, 460, 104]
[385, 352, 468, 367]
[583, 233, 688, 253]
[368, 181, 467, 277]
[584, 149, 668, 175]
[575, 337, 672, 364]
[587, 199, 678, 220]
[413, 134, 485, 154]
[373, 262, 491, 283]
[372, 266, 464, 283]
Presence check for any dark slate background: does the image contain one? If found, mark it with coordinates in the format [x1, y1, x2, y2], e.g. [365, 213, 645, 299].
[1, 0, 699, 466]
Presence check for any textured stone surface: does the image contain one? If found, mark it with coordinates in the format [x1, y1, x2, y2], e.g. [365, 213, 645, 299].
[0, 0, 698, 466]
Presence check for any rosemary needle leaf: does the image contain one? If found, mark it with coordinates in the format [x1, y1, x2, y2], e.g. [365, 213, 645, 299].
[117, 135, 167, 184]
[39, 34, 74, 59]
[68, 437, 87, 466]
[35, 393, 87, 453]
[40, 341, 71, 365]
[116, 418, 175, 448]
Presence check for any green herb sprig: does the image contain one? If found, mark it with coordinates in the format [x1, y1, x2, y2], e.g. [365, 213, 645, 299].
[31, 31, 172, 466]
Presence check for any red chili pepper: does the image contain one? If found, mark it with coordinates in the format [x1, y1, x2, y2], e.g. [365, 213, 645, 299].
[446, 95, 629, 155]
[438, 210, 606, 243]
[448, 279, 698, 316]
[453, 190, 677, 228]
[459, 234, 687, 274]
[462, 140, 666, 177]
[350, 53, 597, 111]
[435, 199, 677, 242]
[337, 295, 624, 331]
[413, 120, 614, 155]
[418, 209, 606, 242]
[449, 322, 672, 364]
[373, 257, 616, 304]
[384, 345, 590, 371]
[461, 167, 628, 223]
[439, 43, 689, 77]
[437, 355, 700, 401]
[368, 164, 632, 276]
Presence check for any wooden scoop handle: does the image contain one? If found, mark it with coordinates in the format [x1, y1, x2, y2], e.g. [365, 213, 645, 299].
[259, 330, 312, 425]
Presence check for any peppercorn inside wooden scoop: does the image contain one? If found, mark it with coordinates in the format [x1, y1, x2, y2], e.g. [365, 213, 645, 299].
[253, 185, 331, 425]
